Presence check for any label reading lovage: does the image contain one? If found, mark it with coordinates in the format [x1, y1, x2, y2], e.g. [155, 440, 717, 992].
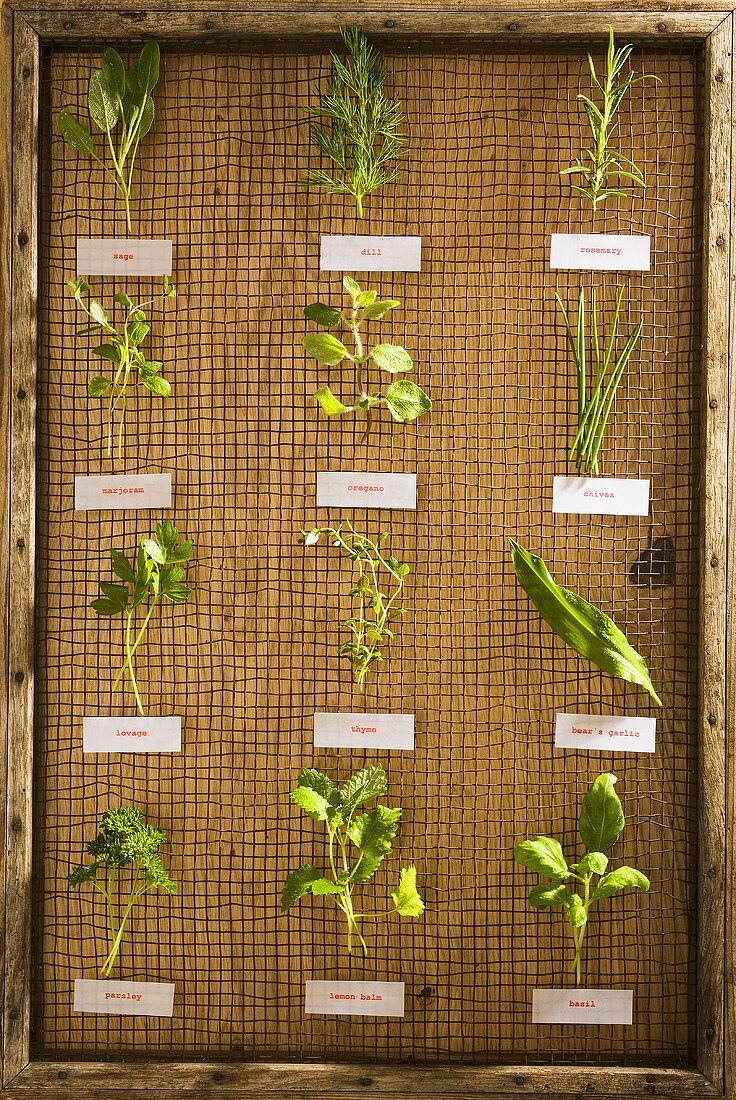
[316, 472, 416, 510]
[75, 474, 171, 511]
[73, 979, 175, 1017]
[77, 238, 173, 277]
[555, 714, 656, 754]
[532, 988, 632, 1025]
[549, 234, 650, 272]
[320, 236, 422, 272]
[305, 980, 405, 1017]
[83, 717, 182, 753]
[552, 476, 650, 517]
[314, 713, 414, 751]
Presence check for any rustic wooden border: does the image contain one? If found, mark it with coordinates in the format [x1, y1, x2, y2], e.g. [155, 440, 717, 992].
[1, 7, 732, 1099]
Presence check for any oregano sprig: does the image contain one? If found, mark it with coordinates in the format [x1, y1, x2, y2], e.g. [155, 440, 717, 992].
[92, 521, 193, 717]
[299, 26, 406, 218]
[303, 276, 432, 430]
[301, 520, 409, 689]
[514, 773, 649, 984]
[68, 275, 176, 461]
[282, 762, 424, 955]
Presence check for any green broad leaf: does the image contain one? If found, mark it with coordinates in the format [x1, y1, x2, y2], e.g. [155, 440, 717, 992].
[161, 580, 190, 604]
[140, 359, 162, 376]
[91, 597, 125, 617]
[579, 773, 625, 854]
[101, 48, 126, 99]
[576, 851, 609, 877]
[565, 893, 587, 928]
[303, 332, 349, 366]
[291, 768, 341, 824]
[342, 275, 361, 299]
[514, 836, 570, 880]
[291, 786, 332, 821]
[113, 291, 133, 308]
[126, 321, 150, 347]
[136, 40, 160, 94]
[385, 379, 432, 422]
[508, 539, 662, 705]
[89, 300, 109, 328]
[154, 519, 179, 554]
[92, 343, 121, 364]
[309, 877, 344, 897]
[301, 528, 321, 547]
[591, 866, 650, 902]
[58, 111, 94, 154]
[138, 97, 155, 139]
[76, 326, 98, 338]
[340, 762, 387, 816]
[370, 343, 413, 374]
[304, 302, 343, 328]
[141, 374, 171, 397]
[110, 550, 135, 585]
[88, 70, 120, 132]
[143, 538, 166, 565]
[348, 804, 402, 882]
[364, 299, 400, 320]
[314, 386, 350, 416]
[281, 864, 321, 911]
[391, 865, 425, 917]
[356, 290, 377, 307]
[529, 882, 568, 909]
[88, 375, 111, 397]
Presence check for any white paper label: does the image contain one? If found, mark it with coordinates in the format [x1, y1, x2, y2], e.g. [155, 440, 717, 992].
[532, 988, 632, 1025]
[552, 476, 650, 517]
[83, 717, 182, 753]
[314, 713, 414, 750]
[73, 979, 175, 1017]
[549, 234, 650, 271]
[320, 235, 422, 272]
[76, 238, 173, 276]
[75, 474, 172, 511]
[555, 713, 656, 754]
[305, 980, 404, 1017]
[316, 472, 416, 510]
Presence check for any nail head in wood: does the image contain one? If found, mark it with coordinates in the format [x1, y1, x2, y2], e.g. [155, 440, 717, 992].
[384, 19, 396, 28]
[204, 20, 214, 30]
[11, 816, 22, 833]
[657, 21, 668, 32]
[711, 555, 719, 567]
[707, 1026, 716, 1037]
[16, 538, 25, 551]
[709, 713, 717, 726]
[17, 388, 26, 401]
[14, 671, 24, 683]
[715, 70, 724, 83]
[716, 235, 725, 247]
[17, 231, 28, 248]
[709, 397, 718, 408]
[507, 22, 519, 30]
[359, 1079, 374, 1088]
[22, 66, 31, 79]
[62, 19, 73, 29]
[212, 1072, 226, 1083]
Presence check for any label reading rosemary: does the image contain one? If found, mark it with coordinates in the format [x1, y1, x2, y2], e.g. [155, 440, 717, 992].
[552, 476, 650, 517]
[320, 236, 422, 272]
[76, 239, 173, 277]
[532, 988, 632, 1025]
[554, 714, 656, 754]
[316, 472, 416, 509]
[75, 474, 172, 511]
[549, 234, 650, 272]
[305, 980, 405, 1017]
[73, 979, 175, 1017]
[313, 713, 414, 750]
[83, 716, 182, 753]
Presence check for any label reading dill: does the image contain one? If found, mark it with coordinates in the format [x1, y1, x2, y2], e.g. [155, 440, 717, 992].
[73, 979, 175, 1016]
[554, 714, 656, 754]
[316, 472, 416, 509]
[552, 476, 650, 517]
[75, 474, 172, 511]
[532, 988, 633, 1024]
[76, 238, 173, 276]
[549, 234, 650, 271]
[305, 980, 405, 1017]
[83, 716, 182, 753]
[320, 236, 422, 272]
[313, 713, 414, 750]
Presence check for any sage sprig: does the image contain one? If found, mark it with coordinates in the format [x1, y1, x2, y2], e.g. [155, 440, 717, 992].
[515, 773, 649, 984]
[58, 41, 160, 231]
[556, 286, 643, 474]
[301, 520, 409, 688]
[304, 276, 432, 430]
[562, 27, 659, 209]
[299, 26, 406, 218]
[68, 275, 176, 461]
[509, 538, 662, 705]
[282, 762, 424, 955]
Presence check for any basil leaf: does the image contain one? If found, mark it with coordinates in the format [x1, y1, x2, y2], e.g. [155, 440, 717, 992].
[87, 376, 111, 397]
[576, 851, 609, 876]
[591, 866, 650, 901]
[528, 882, 568, 909]
[565, 894, 587, 928]
[514, 835, 570, 880]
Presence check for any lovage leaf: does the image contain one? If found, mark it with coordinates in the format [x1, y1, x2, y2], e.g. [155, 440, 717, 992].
[340, 762, 388, 816]
[391, 865, 425, 916]
[509, 539, 662, 705]
[110, 550, 135, 585]
[303, 332, 350, 366]
[513, 836, 570, 880]
[578, 773, 625, 854]
[348, 805, 402, 882]
[281, 864, 321, 911]
[385, 379, 432, 422]
[590, 865, 650, 901]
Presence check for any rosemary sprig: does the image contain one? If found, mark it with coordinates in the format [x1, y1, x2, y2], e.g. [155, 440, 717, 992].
[299, 26, 406, 219]
[561, 27, 659, 209]
[556, 286, 643, 475]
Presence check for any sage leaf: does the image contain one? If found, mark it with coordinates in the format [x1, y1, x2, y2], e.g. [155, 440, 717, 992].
[136, 40, 160, 94]
[314, 386, 351, 415]
[303, 332, 349, 366]
[58, 111, 94, 153]
[370, 343, 413, 374]
[101, 48, 126, 99]
[304, 302, 343, 328]
[591, 866, 650, 901]
[385, 379, 432, 422]
[513, 836, 570, 880]
[138, 97, 155, 140]
[281, 864, 321, 911]
[88, 70, 120, 132]
[578, 772, 624, 854]
[509, 538, 662, 705]
[391, 866, 425, 916]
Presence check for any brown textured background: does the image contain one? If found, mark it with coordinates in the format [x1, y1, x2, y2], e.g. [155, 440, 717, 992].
[33, 36, 700, 1065]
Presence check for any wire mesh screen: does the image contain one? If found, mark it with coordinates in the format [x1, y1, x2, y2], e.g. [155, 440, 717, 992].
[33, 35, 701, 1067]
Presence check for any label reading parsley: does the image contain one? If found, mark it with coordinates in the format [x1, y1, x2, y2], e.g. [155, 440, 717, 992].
[73, 979, 175, 1016]
[305, 980, 404, 1017]
[532, 988, 632, 1024]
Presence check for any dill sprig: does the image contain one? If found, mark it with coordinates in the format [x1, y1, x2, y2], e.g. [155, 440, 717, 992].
[562, 27, 659, 210]
[299, 26, 406, 219]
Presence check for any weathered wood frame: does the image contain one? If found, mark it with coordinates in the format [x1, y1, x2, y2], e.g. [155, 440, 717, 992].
[1, 4, 732, 1097]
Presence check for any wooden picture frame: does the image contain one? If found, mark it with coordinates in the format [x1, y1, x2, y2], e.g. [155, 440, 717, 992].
[1, 4, 732, 1097]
